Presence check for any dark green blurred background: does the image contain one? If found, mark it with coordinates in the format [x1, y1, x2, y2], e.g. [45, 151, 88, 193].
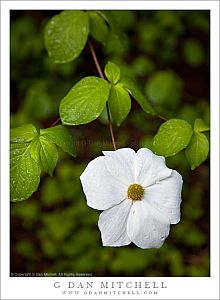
[10, 10, 210, 276]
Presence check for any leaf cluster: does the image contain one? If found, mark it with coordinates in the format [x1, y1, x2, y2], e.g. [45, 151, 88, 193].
[10, 124, 76, 201]
[60, 61, 155, 127]
[153, 118, 209, 170]
[44, 10, 125, 63]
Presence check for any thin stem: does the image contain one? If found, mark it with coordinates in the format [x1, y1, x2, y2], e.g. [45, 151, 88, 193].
[157, 114, 167, 121]
[89, 41, 105, 79]
[49, 117, 61, 127]
[106, 103, 117, 150]
[88, 41, 117, 150]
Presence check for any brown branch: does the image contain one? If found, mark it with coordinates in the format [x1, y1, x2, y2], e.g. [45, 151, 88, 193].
[88, 41, 117, 151]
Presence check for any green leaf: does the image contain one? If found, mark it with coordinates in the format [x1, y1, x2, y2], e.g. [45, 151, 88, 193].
[10, 142, 41, 202]
[30, 136, 58, 176]
[104, 61, 120, 84]
[194, 118, 210, 132]
[185, 132, 209, 170]
[44, 11, 89, 63]
[97, 11, 127, 49]
[105, 30, 128, 55]
[10, 124, 38, 143]
[119, 77, 155, 115]
[153, 119, 193, 157]
[40, 125, 76, 157]
[59, 76, 111, 125]
[108, 84, 131, 126]
[88, 11, 108, 44]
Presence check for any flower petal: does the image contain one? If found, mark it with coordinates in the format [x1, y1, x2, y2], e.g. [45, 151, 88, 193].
[103, 148, 136, 185]
[143, 170, 183, 224]
[80, 156, 126, 210]
[98, 199, 132, 247]
[127, 201, 170, 249]
[134, 148, 172, 187]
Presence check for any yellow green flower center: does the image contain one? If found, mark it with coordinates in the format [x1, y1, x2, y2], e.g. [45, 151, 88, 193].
[127, 184, 144, 201]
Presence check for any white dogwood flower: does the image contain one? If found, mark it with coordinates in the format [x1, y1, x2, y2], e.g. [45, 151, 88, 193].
[80, 148, 183, 249]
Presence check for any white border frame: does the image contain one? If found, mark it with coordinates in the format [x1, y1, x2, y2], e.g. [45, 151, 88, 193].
[1, 1, 219, 299]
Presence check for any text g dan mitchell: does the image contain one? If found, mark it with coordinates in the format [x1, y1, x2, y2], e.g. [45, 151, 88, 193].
[53, 281, 167, 289]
